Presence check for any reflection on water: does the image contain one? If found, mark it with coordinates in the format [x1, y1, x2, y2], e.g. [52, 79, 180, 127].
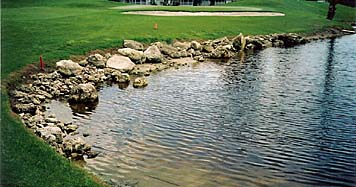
[48, 35, 356, 187]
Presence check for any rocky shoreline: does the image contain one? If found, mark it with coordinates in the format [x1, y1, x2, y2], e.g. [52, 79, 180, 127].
[8, 28, 351, 162]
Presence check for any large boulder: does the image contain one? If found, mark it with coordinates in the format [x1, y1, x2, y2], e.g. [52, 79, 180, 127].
[123, 40, 144, 51]
[232, 33, 246, 51]
[106, 55, 136, 72]
[87, 54, 106, 68]
[144, 46, 164, 63]
[133, 77, 148, 88]
[117, 48, 145, 64]
[69, 83, 98, 103]
[56, 60, 83, 76]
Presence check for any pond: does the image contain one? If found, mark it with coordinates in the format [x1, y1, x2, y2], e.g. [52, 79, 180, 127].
[48, 35, 356, 187]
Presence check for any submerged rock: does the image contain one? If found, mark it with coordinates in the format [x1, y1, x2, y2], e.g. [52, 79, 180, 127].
[133, 77, 148, 88]
[144, 46, 164, 63]
[69, 83, 98, 103]
[106, 55, 136, 72]
[123, 40, 145, 51]
[56, 60, 83, 76]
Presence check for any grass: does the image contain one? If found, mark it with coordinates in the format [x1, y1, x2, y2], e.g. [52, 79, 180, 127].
[1, 0, 355, 186]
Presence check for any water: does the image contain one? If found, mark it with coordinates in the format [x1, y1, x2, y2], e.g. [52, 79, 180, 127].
[48, 35, 356, 187]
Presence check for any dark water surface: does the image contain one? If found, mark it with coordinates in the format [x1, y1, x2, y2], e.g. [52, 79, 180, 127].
[49, 35, 356, 187]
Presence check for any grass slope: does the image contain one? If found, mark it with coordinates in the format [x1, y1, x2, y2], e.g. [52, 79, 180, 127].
[1, 0, 355, 186]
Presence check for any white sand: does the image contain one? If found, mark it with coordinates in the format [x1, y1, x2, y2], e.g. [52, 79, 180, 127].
[122, 11, 285, 17]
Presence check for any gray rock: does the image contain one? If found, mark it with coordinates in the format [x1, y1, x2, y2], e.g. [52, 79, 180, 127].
[65, 124, 78, 133]
[39, 126, 64, 143]
[232, 33, 246, 51]
[13, 103, 37, 114]
[211, 45, 234, 59]
[123, 40, 144, 51]
[63, 137, 92, 159]
[212, 37, 230, 46]
[202, 44, 214, 53]
[69, 83, 98, 103]
[116, 73, 130, 83]
[133, 77, 148, 88]
[56, 60, 83, 76]
[117, 48, 146, 64]
[144, 46, 163, 63]
[78, 59, 88, 66]
[191, 41, 202, 51]
[154, 42, 180, 58]
[172, 41, 191, 50]
[106, 55, 136, 72]
[87, 54, 106, 68]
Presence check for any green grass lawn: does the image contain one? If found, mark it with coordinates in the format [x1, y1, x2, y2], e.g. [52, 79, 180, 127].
[1, 0, 355, 186]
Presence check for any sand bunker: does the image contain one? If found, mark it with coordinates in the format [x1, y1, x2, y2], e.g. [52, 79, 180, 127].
[122, 11, 285, 17]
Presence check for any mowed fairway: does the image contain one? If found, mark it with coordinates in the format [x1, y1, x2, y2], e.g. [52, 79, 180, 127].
[1, 0, 355, 186]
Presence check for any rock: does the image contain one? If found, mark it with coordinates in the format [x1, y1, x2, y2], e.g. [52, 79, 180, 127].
[87, 54, 106, 68]
[45, 117, 59, 123]
[123, 40, 145, 51]
[106, 55, 136, 72]
[78, 59, 88, 66]
[246, 37, 264, 50]
[39, 126, 64, 143]
[117, 73, 130, 83]
[144, 46, 164, 63]
[83, 133, 90, 137]
[276, 33, 306, 47]
[133, 77, 148, 88]
[191, 41, 202, 51]
[232, 33, 246, 51]
[111, 71, 127, 82]
[69, 83, 98, 103]
[56, 60, 83, 76]
[154, 42, 180, 58]
[63, 137, 91, 159]
[212, 37, 230, 46]
[105, 53, 112, 59]
[211, 45, 234, 58]
[12, 103, 37, 114]
[65, 124, 78, 133]
[202, 44, 214, 53]
[117, 48, 145, 64]
[172, 41, 191, 50]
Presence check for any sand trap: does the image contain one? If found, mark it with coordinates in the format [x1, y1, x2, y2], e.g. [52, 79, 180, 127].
[111, 5, 263, 11]
[122, 11, 285, 17]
